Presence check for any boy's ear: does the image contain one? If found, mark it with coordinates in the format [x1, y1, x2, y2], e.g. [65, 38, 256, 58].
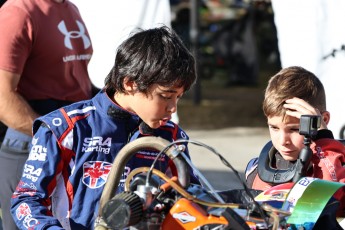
[322, 111, 331, 125]
[123, 77, 137, 92]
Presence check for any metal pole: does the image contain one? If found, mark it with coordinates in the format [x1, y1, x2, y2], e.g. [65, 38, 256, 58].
[190, 0, 201, 105]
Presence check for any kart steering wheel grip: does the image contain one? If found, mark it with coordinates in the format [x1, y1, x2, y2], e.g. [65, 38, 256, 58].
[96, 136, 190, 229]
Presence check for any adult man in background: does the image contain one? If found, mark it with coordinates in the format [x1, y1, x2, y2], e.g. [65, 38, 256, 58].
[0, 0, 96, 229]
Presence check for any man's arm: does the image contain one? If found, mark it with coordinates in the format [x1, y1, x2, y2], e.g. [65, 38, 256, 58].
[0, 69, 39, 135]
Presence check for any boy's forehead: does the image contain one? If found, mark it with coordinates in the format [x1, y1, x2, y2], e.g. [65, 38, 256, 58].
[268, 115, 300, 125]
[155, 84, 185, 93]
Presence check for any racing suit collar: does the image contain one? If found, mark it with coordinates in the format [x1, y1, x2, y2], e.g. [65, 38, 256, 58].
[92, 89, 141, 124]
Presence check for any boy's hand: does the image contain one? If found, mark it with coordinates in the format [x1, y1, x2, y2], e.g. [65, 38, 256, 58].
[283, 97, 328, 130]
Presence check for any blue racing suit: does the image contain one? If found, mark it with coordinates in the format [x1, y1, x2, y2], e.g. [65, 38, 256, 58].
[10, 89, 197, 230]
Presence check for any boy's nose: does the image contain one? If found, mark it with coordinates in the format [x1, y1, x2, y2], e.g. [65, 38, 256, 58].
[167, 100, 177, 113]
[279, 132, 291, 145]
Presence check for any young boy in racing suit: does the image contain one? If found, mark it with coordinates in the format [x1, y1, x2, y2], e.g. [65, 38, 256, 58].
[10, 26, 199, 230]
[245, 66, 345, 190]
[245, 66, 345, 222]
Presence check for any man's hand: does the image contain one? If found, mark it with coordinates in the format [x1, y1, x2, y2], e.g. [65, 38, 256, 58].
[0, 69, 39, 135]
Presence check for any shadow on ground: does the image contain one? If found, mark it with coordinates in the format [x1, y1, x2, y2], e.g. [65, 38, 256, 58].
[200, 169, 247, 191]
[178, 85, 267, 130]
[177, 69, 278, 130]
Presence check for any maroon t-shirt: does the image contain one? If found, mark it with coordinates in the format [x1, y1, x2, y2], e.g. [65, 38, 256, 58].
[0, 0, 93, 101]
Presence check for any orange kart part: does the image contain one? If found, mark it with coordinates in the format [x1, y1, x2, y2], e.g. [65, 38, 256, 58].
[162, 198, 257, 230]
[162, 198, 228, 229]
